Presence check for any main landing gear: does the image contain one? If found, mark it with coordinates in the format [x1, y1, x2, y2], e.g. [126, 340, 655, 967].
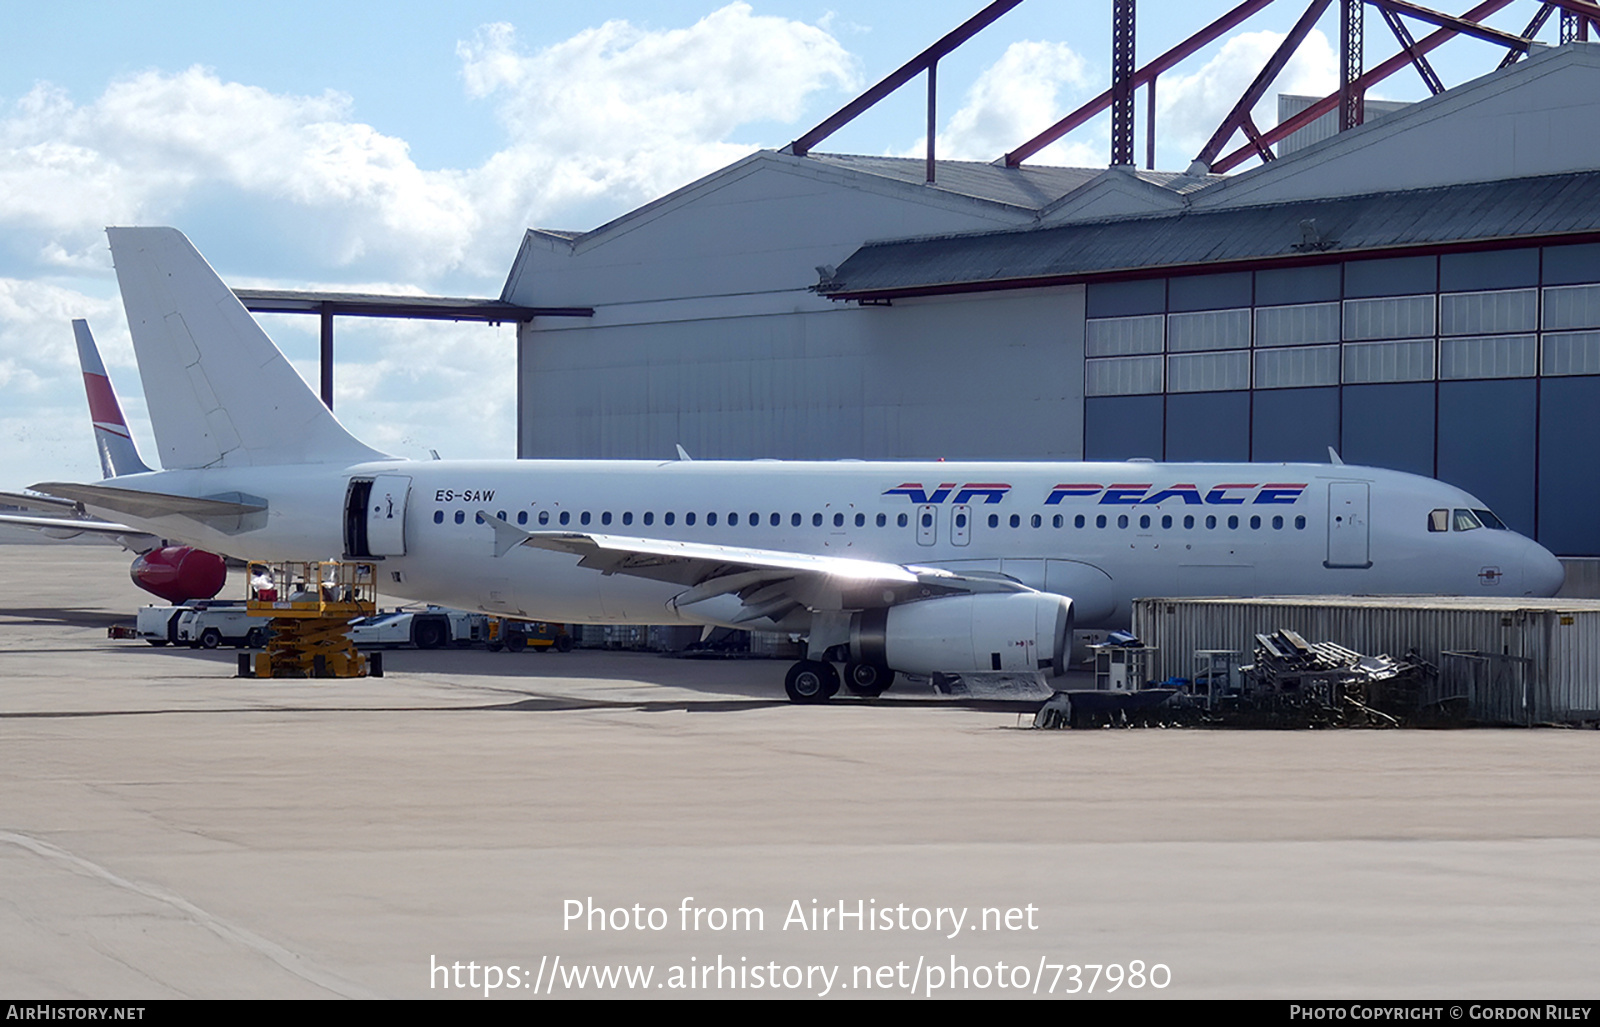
[783, 660, 896, 703]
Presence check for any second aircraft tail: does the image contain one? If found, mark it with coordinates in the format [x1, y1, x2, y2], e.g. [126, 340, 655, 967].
[73, 319, 152, 479]
[107, 227, 386, 470]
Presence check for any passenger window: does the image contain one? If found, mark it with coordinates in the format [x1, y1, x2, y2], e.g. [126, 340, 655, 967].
[1161, 515, 1171, 529]
[433, 511, 444, 524]
[772, 513, 782, 526]
[988, 514, 999, 528]
[601, 511, 612, 525]
[1139, 514, 1150, 529]
[1249, 515, 1260, 530]
[686, 512, 697, 526]
[539, 511, 550, 525]
[580, 511, 591, 525]
[707, 512, 717, 526]
[921, 512, 933, 528]
[833, 513, 844, 527]
[1183, 515, 1195, 529]
[875, 513, 886, 527]
[622, 512, 632, 525]
[475, 513, 485, 524]
[518, 511, 528, 526]
[1272, 515, 1283, 530]
[1452, 509, 1482, 531]
[1096, 515, 1107, 529]
[1117, 515, 1129, 529]
[856, 513, 866, 527]
[1053, 514, 1064, 528]
[1031, 514, 1042, 528]
[812, 513, 823, 527]
[1205, 515, 1217, 529]
[453, 511, 464, 524]
[1428, 509, 1449, 532]
[1227, 515, 1239, 530]
[642, 512, 653, 526]
[1075, 515, 1086, 528]
[792, 513, 802, 527]
[1295, 516, 1306, 529]
[665, 512, 675, 526]
[1010, 514, 1021, 528]
[898, 513, 908, 527]
[727, 512, 737, 526]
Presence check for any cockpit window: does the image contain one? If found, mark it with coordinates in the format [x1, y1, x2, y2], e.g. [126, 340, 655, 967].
[1428, 509, 1448, 533]
[1452, 508, 1483, 532]
[1473, 508, 1507, 530]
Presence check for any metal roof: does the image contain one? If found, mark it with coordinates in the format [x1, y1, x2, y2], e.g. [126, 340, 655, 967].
[819, 170, 1600, 299]
[233, 289, 591, 322]
[806, 153, 1108, 212]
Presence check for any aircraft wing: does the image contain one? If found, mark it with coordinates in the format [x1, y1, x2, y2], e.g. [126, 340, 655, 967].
[0, 511, 158, 548]
[479, 513, 1030, 625]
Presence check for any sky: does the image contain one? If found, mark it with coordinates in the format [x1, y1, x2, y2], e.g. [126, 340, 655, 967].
[0, 0, 1564, 488]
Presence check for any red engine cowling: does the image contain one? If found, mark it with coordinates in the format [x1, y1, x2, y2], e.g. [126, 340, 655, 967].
[130, 546, 227, 604]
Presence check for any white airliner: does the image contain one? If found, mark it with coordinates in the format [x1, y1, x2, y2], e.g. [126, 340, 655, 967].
[23, 227, 1567, 701]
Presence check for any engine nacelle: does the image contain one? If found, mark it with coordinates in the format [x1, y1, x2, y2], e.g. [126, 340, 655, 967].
[130, 546, 227, 604]
[851, 592, 1073, 677]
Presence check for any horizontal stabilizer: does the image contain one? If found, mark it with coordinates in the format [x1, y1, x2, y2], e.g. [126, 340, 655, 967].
[31, 481, 265, 521]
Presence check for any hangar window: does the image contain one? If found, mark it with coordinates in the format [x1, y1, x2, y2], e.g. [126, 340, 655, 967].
[1255, 302, 1340, 347]
[1255, 345, 1340, 389]
[1542, 283, 1600, 331]
[1439, 335, 1536, 380]
[1086, 355, 1163, 396]
[1167, 308, 1251, 352]
[1086, 314, 1164, 356]
[433, 511, 443, 524]
[1343, 340, 1435, 384]
[539, 511, 550, 525]
[455, 511, 465, 524]
[1429, 509, 1449, 532]
[1168, 350, 1250, 392]
[1343, 295, 1436, 341]
[1440, 289, 1537, 336]
[1541, 331, 1600, 376]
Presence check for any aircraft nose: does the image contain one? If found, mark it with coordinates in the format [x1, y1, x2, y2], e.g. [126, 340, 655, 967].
[1524, 540, 1565, 597]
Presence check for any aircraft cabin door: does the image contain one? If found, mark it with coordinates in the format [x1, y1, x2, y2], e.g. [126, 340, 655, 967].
[917, 504, 937, 546]
[951, 504, 971, 546]
[364, 474, 412, 557]
[1325, 481, 1371, 569]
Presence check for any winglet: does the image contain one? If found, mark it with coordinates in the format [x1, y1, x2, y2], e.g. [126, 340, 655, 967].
[478, 510, 532, 558]
[74, 320, 152, 478]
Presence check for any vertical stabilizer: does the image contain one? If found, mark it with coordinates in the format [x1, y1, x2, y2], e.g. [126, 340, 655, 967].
[73, 319, 152, 479]
[107, 227, 386, 469]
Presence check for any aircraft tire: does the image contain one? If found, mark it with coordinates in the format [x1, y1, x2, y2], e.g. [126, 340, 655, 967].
[785, 660, 840, 704]
[843, 661, 894, 698]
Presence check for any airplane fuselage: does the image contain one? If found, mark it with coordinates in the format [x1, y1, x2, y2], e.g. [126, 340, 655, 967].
[88, 458, 1567, 630]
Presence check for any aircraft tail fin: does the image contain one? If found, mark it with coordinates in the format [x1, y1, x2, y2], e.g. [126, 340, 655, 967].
[73, 319, 152, 479]
[106, 227, 386, 470]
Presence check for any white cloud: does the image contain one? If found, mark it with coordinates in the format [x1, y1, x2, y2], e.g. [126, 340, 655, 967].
[1156, 28, 1338, 164]
[933, 40, 1094, 164]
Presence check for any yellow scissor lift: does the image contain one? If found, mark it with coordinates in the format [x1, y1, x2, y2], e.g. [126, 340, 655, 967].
[243, 560, 379, 678]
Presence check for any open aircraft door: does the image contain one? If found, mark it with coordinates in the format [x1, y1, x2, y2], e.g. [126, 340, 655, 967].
[345, 474, 412, 558]
[1325, 481, 1371, 569]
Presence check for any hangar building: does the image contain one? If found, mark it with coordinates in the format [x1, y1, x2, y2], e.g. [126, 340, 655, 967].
[503, 44, 1600, 558]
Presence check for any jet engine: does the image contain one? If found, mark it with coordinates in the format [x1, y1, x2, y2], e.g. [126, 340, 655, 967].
[129, 546, 227, 604]
[850, 592, 1073, 677]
